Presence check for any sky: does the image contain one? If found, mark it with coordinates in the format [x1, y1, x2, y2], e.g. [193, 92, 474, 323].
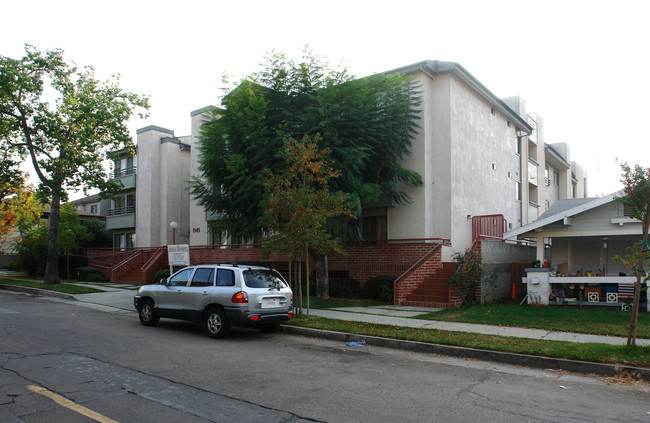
[2, 0, 649, 198]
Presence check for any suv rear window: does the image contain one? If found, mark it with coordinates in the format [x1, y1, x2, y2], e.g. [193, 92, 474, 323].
[243, 269, 288, 289]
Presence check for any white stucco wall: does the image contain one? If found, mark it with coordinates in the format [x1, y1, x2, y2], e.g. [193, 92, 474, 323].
[188, 106, 215, 246]
[448, 76, 519, 253]
[135, 126, 191, 247]
[388, 72, 452, 242]
[388, 71, 523, 258]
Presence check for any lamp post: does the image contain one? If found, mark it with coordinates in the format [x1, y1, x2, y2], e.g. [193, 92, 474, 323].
[170, 221, 178, 245]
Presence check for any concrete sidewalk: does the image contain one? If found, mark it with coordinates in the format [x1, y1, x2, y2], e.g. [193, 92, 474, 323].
[308, 306, 650, 346]
[11, 282, 648, 347]
[2, 282, 648, 347]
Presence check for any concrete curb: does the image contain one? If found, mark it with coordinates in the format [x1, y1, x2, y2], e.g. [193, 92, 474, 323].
[281, 325, 650, 381]
[0, 284, 77, 300]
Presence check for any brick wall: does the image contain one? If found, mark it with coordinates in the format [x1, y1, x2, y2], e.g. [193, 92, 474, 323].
[186, 242, 440, 284]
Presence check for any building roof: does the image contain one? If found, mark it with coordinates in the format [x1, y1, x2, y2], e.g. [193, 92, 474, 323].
[70, 193, 103, 205]
[386, 60, 534, 134]
[503, 191, 623, 239]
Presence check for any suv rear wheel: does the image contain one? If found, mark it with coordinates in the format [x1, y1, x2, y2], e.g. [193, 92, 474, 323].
[204, 307, 230, 338]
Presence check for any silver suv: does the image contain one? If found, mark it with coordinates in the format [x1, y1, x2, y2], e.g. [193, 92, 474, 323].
[134, 263, 293, 338]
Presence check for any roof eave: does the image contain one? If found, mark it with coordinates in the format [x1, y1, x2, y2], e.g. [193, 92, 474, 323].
[504, 191, 624, 239]
[387, 60, 533, 134]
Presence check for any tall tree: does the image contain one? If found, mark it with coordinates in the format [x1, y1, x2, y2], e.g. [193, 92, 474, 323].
[260, 136, 356, 306]
[192, 49, 421, 296]
[615, 163, 650, 346]
[0, 45, 149, 284]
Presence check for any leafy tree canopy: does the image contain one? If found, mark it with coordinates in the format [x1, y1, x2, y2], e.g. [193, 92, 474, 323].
[260, 135, 356, 260]
[192, 49, 422, 241]
[0, 45, 150, 199]
[0, 45, 149, 283]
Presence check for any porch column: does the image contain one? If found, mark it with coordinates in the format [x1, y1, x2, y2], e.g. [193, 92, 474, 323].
[536, 235, 544, 264]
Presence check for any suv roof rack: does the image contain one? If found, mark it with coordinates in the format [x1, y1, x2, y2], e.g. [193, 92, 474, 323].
[192, 261, 240, 267]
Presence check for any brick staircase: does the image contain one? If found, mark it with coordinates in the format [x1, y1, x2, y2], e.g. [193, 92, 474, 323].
[400, 262, 458, 307]
[88, 247, 168, 285]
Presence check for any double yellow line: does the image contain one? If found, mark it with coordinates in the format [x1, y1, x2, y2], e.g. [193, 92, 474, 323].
[28, 385, 119, 423]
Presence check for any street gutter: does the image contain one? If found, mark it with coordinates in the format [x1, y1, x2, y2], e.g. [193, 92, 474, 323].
[281, 325, 650, 381]
[0, 283, 77, 300]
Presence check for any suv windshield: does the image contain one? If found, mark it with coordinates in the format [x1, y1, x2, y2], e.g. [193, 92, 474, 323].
[243, 269, 288, 289]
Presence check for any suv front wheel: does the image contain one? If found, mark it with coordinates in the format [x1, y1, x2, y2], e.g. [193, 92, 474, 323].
[204, 307, 230, 338]
[138, 299, 159, 326]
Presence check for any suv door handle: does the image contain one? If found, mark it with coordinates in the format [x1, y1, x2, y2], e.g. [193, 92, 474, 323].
[201, 291, 208, 295]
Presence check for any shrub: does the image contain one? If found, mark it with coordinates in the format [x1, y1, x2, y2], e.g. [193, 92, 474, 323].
[59, 254, 89, 279]
[329, 278, 361, 298]
[153, 268, 171, 284]
[363, 275, 396, 302]
[448, 248, 489, 307]
[76, 266, 108, 282]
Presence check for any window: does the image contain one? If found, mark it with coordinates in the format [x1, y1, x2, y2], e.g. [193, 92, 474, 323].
[243, 269, 287, 289]
[623, 204, 634, 217]
[110, 194, 135, 216]
[515, 182, 521, 201]
[190, 268, 214, 287]
[113, 232, 135, 250]
[90, 205, 97, 214]
[210, 226, 223, 246]
[216, 269, 235, 286]
[553, 171, 559, 186]
[516, 137, 522, 155]
[114, 155, 136, 177]
[363, 215, 387, 242]
[544, 166, 550, 186]
[168, 268, 193, 287]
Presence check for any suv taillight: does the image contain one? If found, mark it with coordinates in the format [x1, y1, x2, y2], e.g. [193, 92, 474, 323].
[232, 291, 248, 303]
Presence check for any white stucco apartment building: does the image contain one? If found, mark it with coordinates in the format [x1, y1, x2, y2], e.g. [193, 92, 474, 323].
[75, 60, 587, 254]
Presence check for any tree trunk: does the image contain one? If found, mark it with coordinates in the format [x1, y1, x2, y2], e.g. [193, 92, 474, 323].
[297, 261, 303, 315]
[44, 194, 61, 285]
[306, 248, 310, 317]
[627, 212, 650, 346]
[311, 250, 329, 299]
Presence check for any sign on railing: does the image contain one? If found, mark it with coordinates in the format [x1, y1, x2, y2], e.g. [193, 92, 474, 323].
[168, 244, 190, 267]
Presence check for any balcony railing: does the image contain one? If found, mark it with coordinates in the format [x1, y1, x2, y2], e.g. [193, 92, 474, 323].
[114, 166, 137, 178]
[108, 206, 135, 216]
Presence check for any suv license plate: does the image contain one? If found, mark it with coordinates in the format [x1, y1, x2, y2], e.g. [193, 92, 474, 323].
[262, 298, 279, 308]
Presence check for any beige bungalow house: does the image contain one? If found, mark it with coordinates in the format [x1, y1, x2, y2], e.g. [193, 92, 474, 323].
[503, 191, 647, 307]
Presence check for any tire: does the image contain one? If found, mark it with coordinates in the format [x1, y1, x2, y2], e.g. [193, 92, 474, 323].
[138, 299, 159, 326]
[204, 308, 230, 339]
[258, 323, 279, 333]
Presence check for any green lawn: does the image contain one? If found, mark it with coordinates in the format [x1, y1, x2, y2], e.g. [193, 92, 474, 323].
[414, 303, 650, 339]
[289, 296, 650, 367]
[0, 279, 104, 295]
[296, 296, 389, 309]
[298, 297, 649, 339]
[288, 315, 650, 368]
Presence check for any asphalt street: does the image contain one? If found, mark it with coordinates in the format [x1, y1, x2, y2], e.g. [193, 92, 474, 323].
[1, 290, 649, 423]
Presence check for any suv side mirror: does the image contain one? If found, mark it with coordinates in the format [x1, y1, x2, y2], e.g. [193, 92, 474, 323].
[160, 278, 168, 286]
